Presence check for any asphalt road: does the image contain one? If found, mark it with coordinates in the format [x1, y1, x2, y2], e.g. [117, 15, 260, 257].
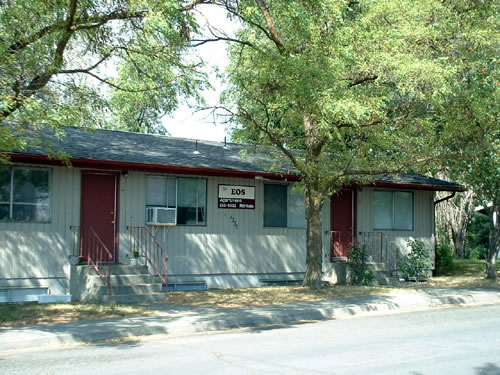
[2, 304, 500, 375]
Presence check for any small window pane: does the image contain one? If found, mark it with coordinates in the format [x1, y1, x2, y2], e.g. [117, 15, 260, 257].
[0, 168, 10, 202]
[264, 184, 287, 227]
[373, 191, 392, 229]
[12, 204, 49, 222]
[0, 204, 9, 221]
[146, 176, 166, 206]
[13, 169, 49, 204]
[197, 179, 207, 225]
[166, 178, 177, 208]
[288, 187, 305, 228]
[177, 178, 204, 225]
[394, 191, 413, 230]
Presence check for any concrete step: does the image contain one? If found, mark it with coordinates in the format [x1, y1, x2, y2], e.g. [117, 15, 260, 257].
[85, 274, 156, 288]
[107, 283, 164, 295]
[106, 274, 155, 284]
[75, 264, 149, 277]
[109, 265, 149, 275]
[366, 262, 391, 272]
[374, 272, 400, 286]
[101, 292, 167, 304]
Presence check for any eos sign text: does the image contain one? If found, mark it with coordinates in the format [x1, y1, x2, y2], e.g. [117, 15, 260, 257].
[218, 185, 255, 209]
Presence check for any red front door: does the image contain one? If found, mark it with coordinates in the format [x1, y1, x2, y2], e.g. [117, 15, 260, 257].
[80, 172, 118, 261]
[330, 189, 356, 258]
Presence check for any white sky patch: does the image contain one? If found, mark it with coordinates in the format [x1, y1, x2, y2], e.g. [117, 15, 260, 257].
[164, 4, 238, 142]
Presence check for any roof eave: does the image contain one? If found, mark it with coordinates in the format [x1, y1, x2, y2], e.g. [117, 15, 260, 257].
[371, 181, 465, 192]
[8, 153, 301, 182]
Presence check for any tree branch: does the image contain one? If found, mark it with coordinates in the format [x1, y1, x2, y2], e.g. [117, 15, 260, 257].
[347, 74, 379, 87]
[54, 70, 179, 93]
[1, 0, 79, 120]
[254, 0, 285, 53]
[6, 0, 207, 56]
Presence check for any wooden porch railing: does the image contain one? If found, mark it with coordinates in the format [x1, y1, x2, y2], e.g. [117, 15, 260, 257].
[328, 230, 401, 275]
[358, 231, 401, 274]
[329, 230, 356, 260]
[69, 225, 112, 296]
[127, 226, 169, 293]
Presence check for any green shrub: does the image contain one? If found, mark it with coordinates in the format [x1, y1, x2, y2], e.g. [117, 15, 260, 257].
[400, 239, 432, 281]
[466, 213, 489, 259]
[466, 246, 486, 260]
[348, 246, 376, 285]
[435, 243, 455, 275]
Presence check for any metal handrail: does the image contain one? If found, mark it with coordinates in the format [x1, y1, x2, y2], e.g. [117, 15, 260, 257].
[329, 230, 357, 260]
[328, 230, 401, 276]
[69, 225, 113, 296]
[127, 226, 169, 293]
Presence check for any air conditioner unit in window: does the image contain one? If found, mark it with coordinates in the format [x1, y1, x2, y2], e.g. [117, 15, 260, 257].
[146, 207, 177, 225]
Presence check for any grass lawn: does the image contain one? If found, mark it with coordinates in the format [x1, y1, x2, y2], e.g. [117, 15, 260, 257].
[427, 259, 500, 288]
[163, 285, 407, 308]
[0, 303, 152, 328]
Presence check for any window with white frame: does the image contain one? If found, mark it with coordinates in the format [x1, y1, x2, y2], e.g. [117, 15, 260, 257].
[264, 184, 305, 228]
[373, 190, 413, 230]
[0, 167, 51, 222]
[146, 176, 207, 225]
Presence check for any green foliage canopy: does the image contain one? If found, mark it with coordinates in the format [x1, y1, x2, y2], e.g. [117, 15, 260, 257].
[223, 0, 461, 197]
[219, 0, 496, 287]
[0, 0, 208, 156]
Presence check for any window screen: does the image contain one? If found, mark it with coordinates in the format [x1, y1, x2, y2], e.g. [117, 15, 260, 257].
[394, 191, 413, 230]
[288, 187, 305, 228]
[0, 167, 50, 222]
[0, 168, 10, 221]
[373, 191, 393, 229]
[373, 190, 413, 230]
[264, 184, 288, 227]
[147, 176, 206, 226]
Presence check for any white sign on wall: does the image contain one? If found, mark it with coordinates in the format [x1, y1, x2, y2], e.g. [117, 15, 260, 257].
[218, 185, 255, 209]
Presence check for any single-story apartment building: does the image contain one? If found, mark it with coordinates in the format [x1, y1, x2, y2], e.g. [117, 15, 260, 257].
[0, 126, 463, 303]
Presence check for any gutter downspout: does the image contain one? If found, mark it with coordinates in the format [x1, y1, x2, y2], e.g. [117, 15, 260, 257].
[434, 192, 456, 206]
[432, 192, 456, 275]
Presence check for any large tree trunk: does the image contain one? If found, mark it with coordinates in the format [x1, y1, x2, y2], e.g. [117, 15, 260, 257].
[435, 186, 475, 258]
[302, 114, 327, 289]
[304, 184, 324, 289]
[486, 199, 500, 280]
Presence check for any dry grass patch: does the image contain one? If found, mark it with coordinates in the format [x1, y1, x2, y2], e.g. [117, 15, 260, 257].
[426, 259, 500, 288]
[0, 303, 152, 328]
[164, 285, 406, 308]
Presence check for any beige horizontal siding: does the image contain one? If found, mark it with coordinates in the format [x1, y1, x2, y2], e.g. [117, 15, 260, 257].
[120, 173, 333, 276]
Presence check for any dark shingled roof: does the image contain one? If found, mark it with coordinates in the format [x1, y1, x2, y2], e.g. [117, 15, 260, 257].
[375, 174, 464, 191]
[10, 126, 464, 191]
[14, 126, 293, 175]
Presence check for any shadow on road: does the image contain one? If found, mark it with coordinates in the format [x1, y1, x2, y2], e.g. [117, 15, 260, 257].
[476, 363, 500, 375]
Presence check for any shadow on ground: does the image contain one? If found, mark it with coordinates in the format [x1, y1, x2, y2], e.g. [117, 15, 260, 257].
[3, 288, 500, 351]
[475, 363, 500, 375]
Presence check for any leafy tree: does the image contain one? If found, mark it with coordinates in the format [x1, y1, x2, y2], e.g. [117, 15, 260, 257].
[218, 0, 465, 288]
[0, 0, 208, 158]
[466, 212, 489, 260]
[435, 182, 475, 258]
[435, 0, 499, 279]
